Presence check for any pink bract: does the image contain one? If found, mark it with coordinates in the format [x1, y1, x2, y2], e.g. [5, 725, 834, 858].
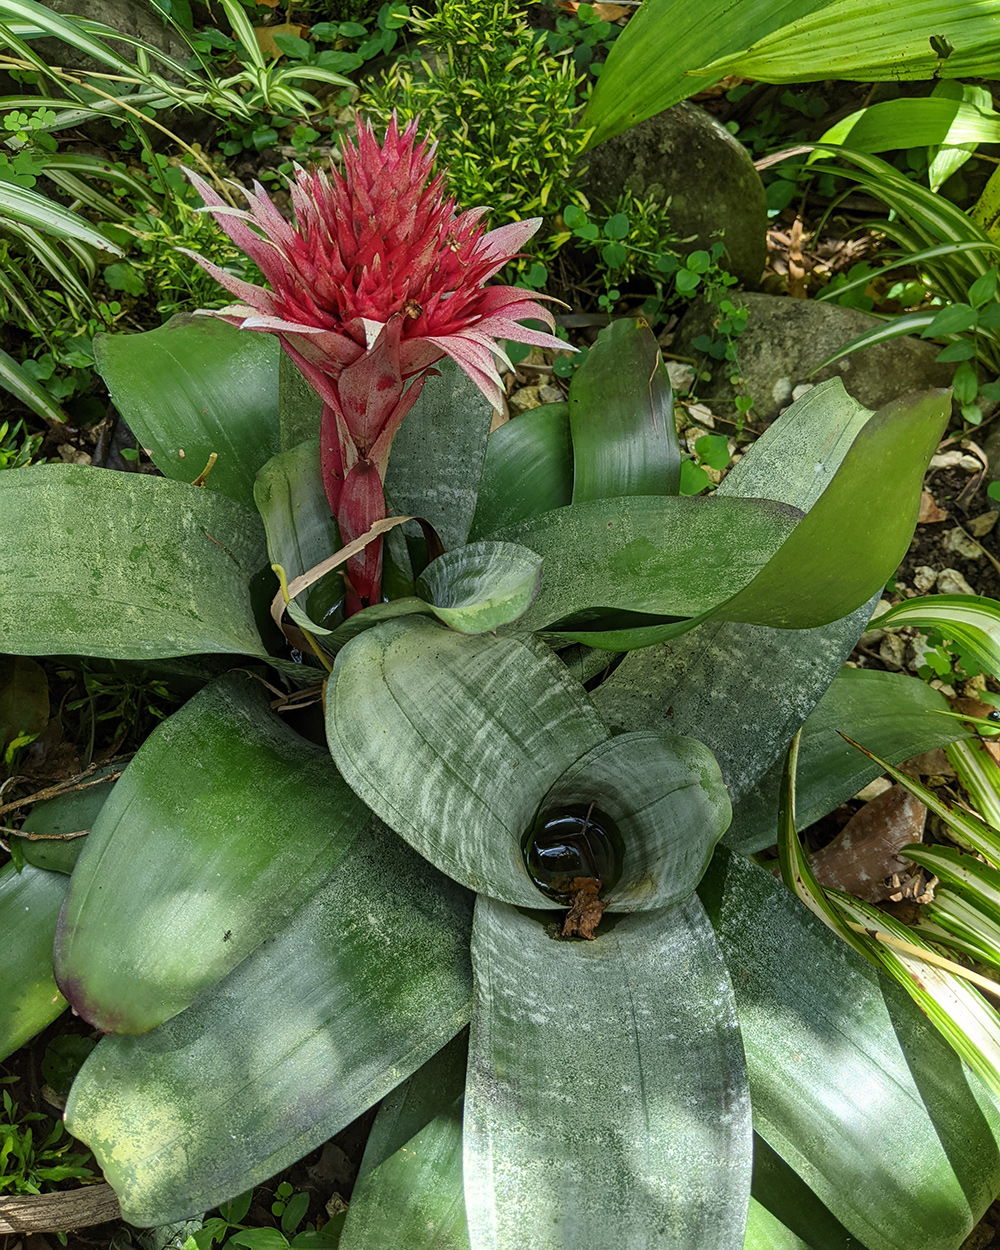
[183, 116, 565, 610]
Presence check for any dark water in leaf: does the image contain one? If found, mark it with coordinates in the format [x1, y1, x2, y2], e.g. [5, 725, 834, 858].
[522, 803, 624, 902]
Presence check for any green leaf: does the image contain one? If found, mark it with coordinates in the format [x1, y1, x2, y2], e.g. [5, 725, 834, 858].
[569, 318, 680, 503]
[697, 0, 1000, 85]
[746, 1135, 864, 1250]
[384, 360, 496, 552]
[464, 896, 751, 1248]
[96, 317, 281, 510]
[581, 0, 829, 145]
[877, 595, 1000, 679]
[416, 542, 543, 633]
[0, 178, 124, 251]
[13, 762, 119, 875]
[817, 97, 1000, 154]
[55, 673, 366, 1034]
[0, 466, 268, 661]
[103, 262, 146, 297]
[65, 821, 474, 1227]
[922, 303, 976, 336]
[326, 617, 730, 909]
[700, 847, 1000, 1250]
[326, 617, 605, 907]
[492, 493, 800, 636]
[254, 438, 343, 635]
[717, 389, 949, 629]
[728, 668, 970, 855]
[340, 1032, 470, 1250]
[468, 403, 573, 539]
[0, 347, 67, 425]
[590, 378, 889, 801]
[229, 1231, 289, 1250]
[0, 862, 67, 1062]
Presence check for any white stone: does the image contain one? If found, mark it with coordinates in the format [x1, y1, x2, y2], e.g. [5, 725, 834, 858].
[913, 565, 938, 593]
[942, 528, 984, 560]
[937, 567, 977, 595]
[666, 361, 696, 393]
[791, 383, 815, 401]
[879, 633, 907, 670]
[855, 777, 893, 802]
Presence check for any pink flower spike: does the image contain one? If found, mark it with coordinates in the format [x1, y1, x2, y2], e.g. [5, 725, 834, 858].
[186, 117, 560, 612]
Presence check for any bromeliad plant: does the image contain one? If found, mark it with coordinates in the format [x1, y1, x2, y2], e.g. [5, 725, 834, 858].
[1, 119, 999, 1248]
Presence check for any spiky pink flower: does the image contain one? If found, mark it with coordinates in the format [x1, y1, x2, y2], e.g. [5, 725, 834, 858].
[183, 116, 565, 610]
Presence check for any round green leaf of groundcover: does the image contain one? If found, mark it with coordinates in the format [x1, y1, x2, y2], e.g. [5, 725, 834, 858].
[65, 820, 474, 1228]
[327, 617, 731, 909]
[490, 493, 801, 633]
[0, 465, 268, 661]
[700, 847, 1000, 1250]
[54, 672, 367, 1035]
[416, 542, 543, 634]
[13, 762, 119, 875]
[0, 862, 68, 1062]
[468, 402, 573, 540]
[728, 667, 971, 855]
[95, 316, 281, 510]
[464, 895, 751, 1250]
[340, 1031, 470, 1250]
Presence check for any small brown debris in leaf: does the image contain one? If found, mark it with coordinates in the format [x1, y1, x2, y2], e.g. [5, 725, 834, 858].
[560, 877, 605, 940]
[809, 784, 926, 903]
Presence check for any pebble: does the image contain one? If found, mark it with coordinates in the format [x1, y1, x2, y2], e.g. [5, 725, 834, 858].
[936, 568, 977, 595]
[666, 361, 696, 393]
[942, 527, 984, 560]
[930, 679, 957, 698]
[879, 633, 907, 670]
[855, 777, 892, 802]
[912, 565, 938, 593]
[508, 386, 541, 414]
[791, 383, 814, 401]
[859, 598, 893, 646]
[928, 451, 981, 472]
[969, 511, 999, 537]
[538, 385, 563, 404]
[907, 634, 937, 673]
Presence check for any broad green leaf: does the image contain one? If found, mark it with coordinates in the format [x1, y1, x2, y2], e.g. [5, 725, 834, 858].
[817, 97, 1000, 154]
[340, 1032, 470, 1250]
[0, 862, 67, 1062]
[590, 379, 885, 799]
[717, 389, 949, 630]
[728, 668, 969, 855]
[877, 595, 1000, 679]
[254, 438, 344, 635]
[66, 821, 474, 1227]
[700, 848, 1000, 1250]
[569, 318, 680, 502]
[716, 378, 870, 511]
[745, 1136, 864, 1250]
[326, 616, 607, 907]
[96, 317, 281, 510]
[13, 763, 119, 875]
[416, 542, 542, 633]
[468, 403, 573, 539]
[327, 617, 729, 909]
[55, 673, 366, 1035]
[493, 493, 800, 635]
[698, 0, 1000, 84]
[464, 896, 751, 1250]
[385, 359, 496, 552]
[0, 465, 268, 661]
[537, 730, 732, 910]
[580, 0, 830, 146]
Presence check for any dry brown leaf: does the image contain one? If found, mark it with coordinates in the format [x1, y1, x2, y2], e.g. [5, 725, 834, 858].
[809, 783, 927, 902]
[918, 491, 949, 524]
[254, 21, 310, 58]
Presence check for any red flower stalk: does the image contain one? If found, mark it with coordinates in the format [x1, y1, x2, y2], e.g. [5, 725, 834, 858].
[184, 116, 565, 610]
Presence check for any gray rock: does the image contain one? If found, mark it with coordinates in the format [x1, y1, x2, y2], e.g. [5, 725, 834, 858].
[674, 292, 954, 423]
[581, 102, 766, 288]
[937, 568, 977, 595]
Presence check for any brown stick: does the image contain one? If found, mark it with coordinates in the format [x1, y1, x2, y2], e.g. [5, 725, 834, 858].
[0, 1184, 120, 1234]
